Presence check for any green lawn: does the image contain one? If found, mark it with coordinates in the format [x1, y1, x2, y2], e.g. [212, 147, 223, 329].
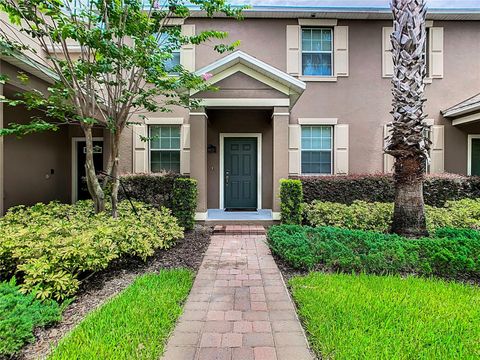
[290, 273, 480, 360]
[49, 269, 193, 360]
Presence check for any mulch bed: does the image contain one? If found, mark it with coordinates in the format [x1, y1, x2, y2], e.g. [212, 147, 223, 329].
[16, 226, 212, 360]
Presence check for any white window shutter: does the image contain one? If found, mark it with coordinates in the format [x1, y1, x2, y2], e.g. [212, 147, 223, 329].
[382, 27, 394, 77]
[383, 124, 395, 173]
[180, 24, 195, 72]
[133, 124, 148, 173]
[180, 124, 191, 175]
[334, 26, 349, 77]
[429, 27, 444, 79]
[288, 125, 301, 175]
[430, 125, 445, 173]
[334, 124, 349, 175]
[286, 25, 301, 75]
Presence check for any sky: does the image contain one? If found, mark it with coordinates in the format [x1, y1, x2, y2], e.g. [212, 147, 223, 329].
[225, 1, 480, 9]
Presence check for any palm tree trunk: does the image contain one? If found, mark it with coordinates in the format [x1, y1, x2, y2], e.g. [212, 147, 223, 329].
[391, 156, 428, 237]
[387, 0, 430, 237]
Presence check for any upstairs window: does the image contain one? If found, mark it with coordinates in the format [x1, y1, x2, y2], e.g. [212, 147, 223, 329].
[301, 126, 333, 174]
[301, 28, 333, 76]
[158, 31, 180, 73]
[150, 126, 181, 173]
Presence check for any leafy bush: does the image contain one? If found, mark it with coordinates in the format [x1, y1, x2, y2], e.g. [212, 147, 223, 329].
[0, 201, 183, 300]
[280, 179, 303, 225]
[304, 198, 480, 232]
[267, 225, 480, 280]
[119, 173, 197, 228]
[118, 172, 181, 209]
[172, 178, 198, 230]
[0, 279, 61, 356]
[296, 173, 480, 207]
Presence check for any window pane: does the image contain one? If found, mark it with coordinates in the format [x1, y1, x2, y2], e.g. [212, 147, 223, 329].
[150, 125, 181, 151]
[302, 29, 312, 51]
[150, 127, 161, 149]
[151, 151, 180, 173]
[302, 53, 332, 76]
[301, 125, 332, 174]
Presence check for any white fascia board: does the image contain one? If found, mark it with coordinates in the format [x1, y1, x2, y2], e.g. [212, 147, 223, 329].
[195, 51, 306, 94]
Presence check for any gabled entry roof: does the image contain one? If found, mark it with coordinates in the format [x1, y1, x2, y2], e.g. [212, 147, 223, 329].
[194, 51, 306, 107]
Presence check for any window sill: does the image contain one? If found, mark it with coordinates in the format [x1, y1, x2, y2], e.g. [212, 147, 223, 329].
[298, 173, 334, 176]
[424, 78, 433, 84]
[299, 76, 337, 82]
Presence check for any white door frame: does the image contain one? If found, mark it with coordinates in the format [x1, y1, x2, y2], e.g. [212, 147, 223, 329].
[467, 134, 480, 176]
[71, 137, 104, 203]
[219, 133, 262, 210]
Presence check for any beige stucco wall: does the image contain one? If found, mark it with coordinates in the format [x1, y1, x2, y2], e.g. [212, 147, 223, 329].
[2, 82, 106, 212]
[192, 18, 480, 175]
[3, 101, 70, 210]
[206, 109, 273, 209]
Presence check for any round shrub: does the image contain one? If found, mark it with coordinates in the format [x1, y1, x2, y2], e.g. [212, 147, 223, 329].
[0, 200, 183, 300]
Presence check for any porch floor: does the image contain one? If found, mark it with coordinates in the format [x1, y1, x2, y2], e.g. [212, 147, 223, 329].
[207, 209, 273, 221]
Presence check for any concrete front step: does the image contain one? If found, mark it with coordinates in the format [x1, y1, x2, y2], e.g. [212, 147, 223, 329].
[213, 225, 266, 235]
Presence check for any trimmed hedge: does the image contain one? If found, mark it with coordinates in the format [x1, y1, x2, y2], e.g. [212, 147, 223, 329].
[296, 174, 480, 207]
[0, 279, 61, 356]
[304, 198, 480, 233]
[0, 200, 183, 300]
[267, 225, 480, 280]
[119, 173, 197, 228]
[119, 173, 181, 209]
[280, 179, 303, 225]
[173, 178, 198, 230]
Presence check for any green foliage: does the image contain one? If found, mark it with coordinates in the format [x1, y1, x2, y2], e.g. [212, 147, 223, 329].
[304, 198, 480, 232]
[297, 174, 480, 207]
[0, 201, 183, 300]
[0, 278, 61, 356]
[173, 178, 198, 230]
[267, 225, 480, 280]
[119, 172, 181, 209]
[280, 179, 303, 225]
[49, 270, 193, 360]
[119, 173, 197, 229]
[290, 273, 480, 360]
[0, 0, 247, 137]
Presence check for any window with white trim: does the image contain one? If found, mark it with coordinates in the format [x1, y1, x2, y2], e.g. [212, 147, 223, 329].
[301, 126, 333, 174]
[150, 126, 181, 172]
[301, 28, 333, 76]
[158, 31, 180, 73]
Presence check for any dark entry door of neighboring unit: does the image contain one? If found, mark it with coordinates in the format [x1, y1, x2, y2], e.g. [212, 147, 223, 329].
[224, 137, 257, 210]
[472, 138, 480, 176]
[77, 141, 104, 201]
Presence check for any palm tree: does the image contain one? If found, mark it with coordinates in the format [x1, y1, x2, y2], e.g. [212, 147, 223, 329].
[386, 0, 430, 237]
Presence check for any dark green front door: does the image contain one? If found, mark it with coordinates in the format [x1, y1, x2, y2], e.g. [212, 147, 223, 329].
[224, 137, 257, 210]
[471, 138, 480, 176]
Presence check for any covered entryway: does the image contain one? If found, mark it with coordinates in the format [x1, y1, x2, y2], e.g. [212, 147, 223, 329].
[443, 93, 480, 175]
[188, 51, 306, 221]
[222, 136, 260, 210]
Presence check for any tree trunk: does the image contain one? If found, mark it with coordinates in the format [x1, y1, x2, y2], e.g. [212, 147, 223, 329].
[83, 125, 105, 213]
[391, 156, 428, 237]
[109, 129, 121, 218]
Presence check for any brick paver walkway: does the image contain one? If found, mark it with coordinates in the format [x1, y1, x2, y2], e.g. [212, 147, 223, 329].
[162, 231, 314, 360]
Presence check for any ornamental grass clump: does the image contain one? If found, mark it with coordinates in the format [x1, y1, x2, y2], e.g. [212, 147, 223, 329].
[0, 200, 183, 300]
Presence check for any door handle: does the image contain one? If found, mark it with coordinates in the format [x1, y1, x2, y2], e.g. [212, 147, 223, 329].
[225, 171, 230, 186]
